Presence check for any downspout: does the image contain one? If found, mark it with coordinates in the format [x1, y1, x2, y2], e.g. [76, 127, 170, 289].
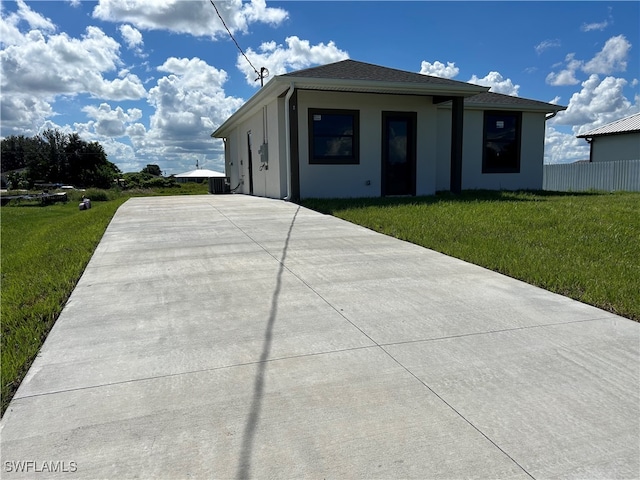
[585, 137, 593, 163]
[545, 111, 558, 121]
[283, 82, 295, 201]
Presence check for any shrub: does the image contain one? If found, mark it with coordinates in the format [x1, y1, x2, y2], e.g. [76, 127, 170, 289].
[66, 188, 118, 202]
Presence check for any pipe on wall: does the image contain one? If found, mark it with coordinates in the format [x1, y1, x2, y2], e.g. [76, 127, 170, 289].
[283, 82, 295, 201]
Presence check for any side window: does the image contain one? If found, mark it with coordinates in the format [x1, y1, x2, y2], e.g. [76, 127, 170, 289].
[483, 111, 521, 173]
[308, 109, 360, 164]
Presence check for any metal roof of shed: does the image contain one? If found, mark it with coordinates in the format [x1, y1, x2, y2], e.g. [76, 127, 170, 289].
[577, 112, 640, 138]
[175, 169, 225, 178]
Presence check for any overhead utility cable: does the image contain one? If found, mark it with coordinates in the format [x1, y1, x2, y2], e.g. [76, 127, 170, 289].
[209, 0, 269, 86]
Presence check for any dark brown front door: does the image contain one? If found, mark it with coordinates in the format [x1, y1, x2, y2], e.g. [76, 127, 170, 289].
[382, 112, 416, 196]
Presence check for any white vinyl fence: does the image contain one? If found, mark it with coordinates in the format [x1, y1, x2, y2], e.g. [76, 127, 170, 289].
[543, 159, 640, 192]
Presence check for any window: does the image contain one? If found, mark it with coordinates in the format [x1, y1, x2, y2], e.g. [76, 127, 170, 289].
[308, 109, 359, 164]
[482, 111, 521, 173]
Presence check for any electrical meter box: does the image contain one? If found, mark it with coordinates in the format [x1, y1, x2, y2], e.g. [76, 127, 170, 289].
[258, 143, 268, 164]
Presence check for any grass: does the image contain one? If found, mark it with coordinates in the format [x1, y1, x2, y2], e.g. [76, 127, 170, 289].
[2, 187, 637, 416]
[1, 183, 210, 416]
[301, 190, 640, 322]
[1, 198, 129, 415]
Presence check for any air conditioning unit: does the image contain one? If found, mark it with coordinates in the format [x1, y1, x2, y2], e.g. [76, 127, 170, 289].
[209, 176, 231, 194]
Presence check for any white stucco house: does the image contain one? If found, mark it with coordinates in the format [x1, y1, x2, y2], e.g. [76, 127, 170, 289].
[212, 60, 565, 200]
[576, 113, 640, 163]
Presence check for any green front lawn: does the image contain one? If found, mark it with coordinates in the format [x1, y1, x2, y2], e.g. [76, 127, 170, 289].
[301, 190, 640, 322]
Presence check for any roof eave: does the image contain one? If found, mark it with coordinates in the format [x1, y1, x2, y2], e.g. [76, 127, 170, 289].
[577, 129, 640, 139]
[287, 75, 489, 97]
[211, 75, 490, 138]
[468, 103, 566, 113]
[436, 101, 566, 114]
[212, 78, 290, 138]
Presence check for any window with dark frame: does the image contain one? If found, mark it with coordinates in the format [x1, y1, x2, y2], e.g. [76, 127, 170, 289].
[308, 109, 359, 164]
[482, 111, 521, 173]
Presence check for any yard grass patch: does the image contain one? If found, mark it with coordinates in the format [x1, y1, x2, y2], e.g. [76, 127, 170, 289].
[1, 185, 211, 416]
[1, 198, 128, 415]
[301, 190, 640, 322]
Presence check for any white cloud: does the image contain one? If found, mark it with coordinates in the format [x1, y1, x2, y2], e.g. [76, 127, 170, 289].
[0, 24, 146, 100]
[546, 70, 579, 87]
[581, 20, 609, 32]
[535, 39, 561, 55]
[71, 121, 139, 169]
[0, 2, 248, 174]
[0, 94, 55, 137]
[238, 36, 349, 86]
[13, 0, 55, 31]
[544, 126, 590, 164]
[0, 8, 148, 140]
[0, 0, 55, 46]
[142, 57, 244, 167]
[419, 60, 459, 79]
[581, 9, 613, 32]
[120, 24, 143, 50]
[543, 32, 637, 163]
[468, 71, 520, 96]
[92, 0, 287, 38]
[82, 103, 143, 137]
[546, 35, 631, 86]
[552, 74, 638, 131]
[583, 35, 631, 75]
[547, 74, 639, 163]
[546, 53, 582, 86]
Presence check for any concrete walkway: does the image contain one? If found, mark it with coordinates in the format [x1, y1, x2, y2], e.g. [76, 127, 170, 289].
[1, 195, 638, 479]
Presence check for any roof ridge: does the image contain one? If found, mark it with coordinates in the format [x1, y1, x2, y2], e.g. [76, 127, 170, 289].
[279, 58, 486, 89]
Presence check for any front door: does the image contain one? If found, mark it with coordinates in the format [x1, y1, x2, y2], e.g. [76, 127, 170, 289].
[382, 112, 416, 196]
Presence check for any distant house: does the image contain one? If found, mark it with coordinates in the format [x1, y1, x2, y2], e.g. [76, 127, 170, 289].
[212, 60, 565, 200]
[174, 169, 226, 183]
[577, 113, 640, 163]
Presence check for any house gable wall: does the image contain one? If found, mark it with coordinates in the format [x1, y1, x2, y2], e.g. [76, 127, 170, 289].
[591, 132, 640, 162]
[223, 98, 285, 198]
[296, 90, 437, 199]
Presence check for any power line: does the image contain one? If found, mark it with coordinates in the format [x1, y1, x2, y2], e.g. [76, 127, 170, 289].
[209, 0, 269, 86]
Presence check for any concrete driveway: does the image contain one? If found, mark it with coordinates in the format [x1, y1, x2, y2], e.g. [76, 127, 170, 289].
[1, 195, 638, 479]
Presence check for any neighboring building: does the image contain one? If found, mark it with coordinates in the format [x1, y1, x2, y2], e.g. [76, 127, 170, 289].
[174, 168, 226, 183]
[577, 113, 640, 163]
[212, 60, 565, 200]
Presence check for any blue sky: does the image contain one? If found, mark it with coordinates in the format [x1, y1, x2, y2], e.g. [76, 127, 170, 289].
[1, 1, 638, 175]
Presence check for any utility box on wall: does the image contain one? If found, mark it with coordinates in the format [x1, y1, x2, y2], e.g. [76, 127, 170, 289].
[209, 176, 231, 194]
[259, 143, 268, 164]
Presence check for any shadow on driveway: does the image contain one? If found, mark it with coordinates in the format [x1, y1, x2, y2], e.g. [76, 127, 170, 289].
[236, 206, 300, 479]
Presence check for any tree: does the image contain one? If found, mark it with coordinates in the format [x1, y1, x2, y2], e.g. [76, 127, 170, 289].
[0, 130, 121, 188]
[141, 164, 162, 176]
[1, 135, 29, 172]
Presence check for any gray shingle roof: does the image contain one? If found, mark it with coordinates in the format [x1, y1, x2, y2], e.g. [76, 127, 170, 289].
[577, 112, 640, 138]
[465, 91, 564, 110]
[213, 60, 565, 138]
[282, 60, 563, 111]
[281, 59, 479, 89]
